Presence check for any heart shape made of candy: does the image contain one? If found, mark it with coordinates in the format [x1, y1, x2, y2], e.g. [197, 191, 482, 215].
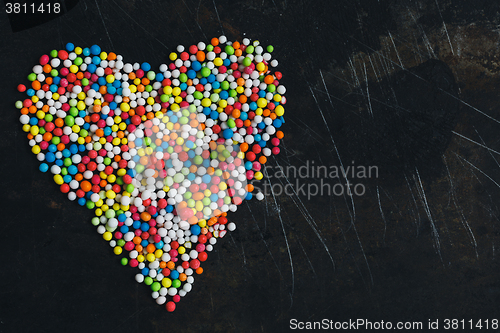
[16, 36, 286, 312]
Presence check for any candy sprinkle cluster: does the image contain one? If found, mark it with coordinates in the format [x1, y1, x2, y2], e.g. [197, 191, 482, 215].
[16, 36, 286, 311]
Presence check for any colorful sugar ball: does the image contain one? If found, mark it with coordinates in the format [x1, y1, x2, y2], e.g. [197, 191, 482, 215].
[15, 36, 286, 310]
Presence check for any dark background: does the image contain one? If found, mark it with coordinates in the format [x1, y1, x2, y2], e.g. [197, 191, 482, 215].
[1, 0, 500, 332]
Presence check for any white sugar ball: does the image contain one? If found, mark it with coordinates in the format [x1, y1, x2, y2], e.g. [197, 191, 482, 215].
[121, 196, 131, 206]
[123, 63, 133, 73]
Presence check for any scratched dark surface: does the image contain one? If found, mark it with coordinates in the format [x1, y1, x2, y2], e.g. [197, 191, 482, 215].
[1, 0, 500, 332]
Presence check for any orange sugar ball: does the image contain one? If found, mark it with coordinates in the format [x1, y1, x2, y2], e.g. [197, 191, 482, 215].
[146, 244, 156, 253]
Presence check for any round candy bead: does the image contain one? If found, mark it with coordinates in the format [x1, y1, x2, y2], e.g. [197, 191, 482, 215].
[166, 301, 176, 312]
[17, 37, 286, 311]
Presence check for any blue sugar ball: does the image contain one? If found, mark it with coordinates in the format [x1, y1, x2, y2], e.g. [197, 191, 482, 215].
[170, 270, 179, 279]
[222, 128, 233, 139]
[39, 163, 49, 173]
[191, 61, 202, 71]
[90, 44, 101, 55]
[190, 225, 201, 236]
